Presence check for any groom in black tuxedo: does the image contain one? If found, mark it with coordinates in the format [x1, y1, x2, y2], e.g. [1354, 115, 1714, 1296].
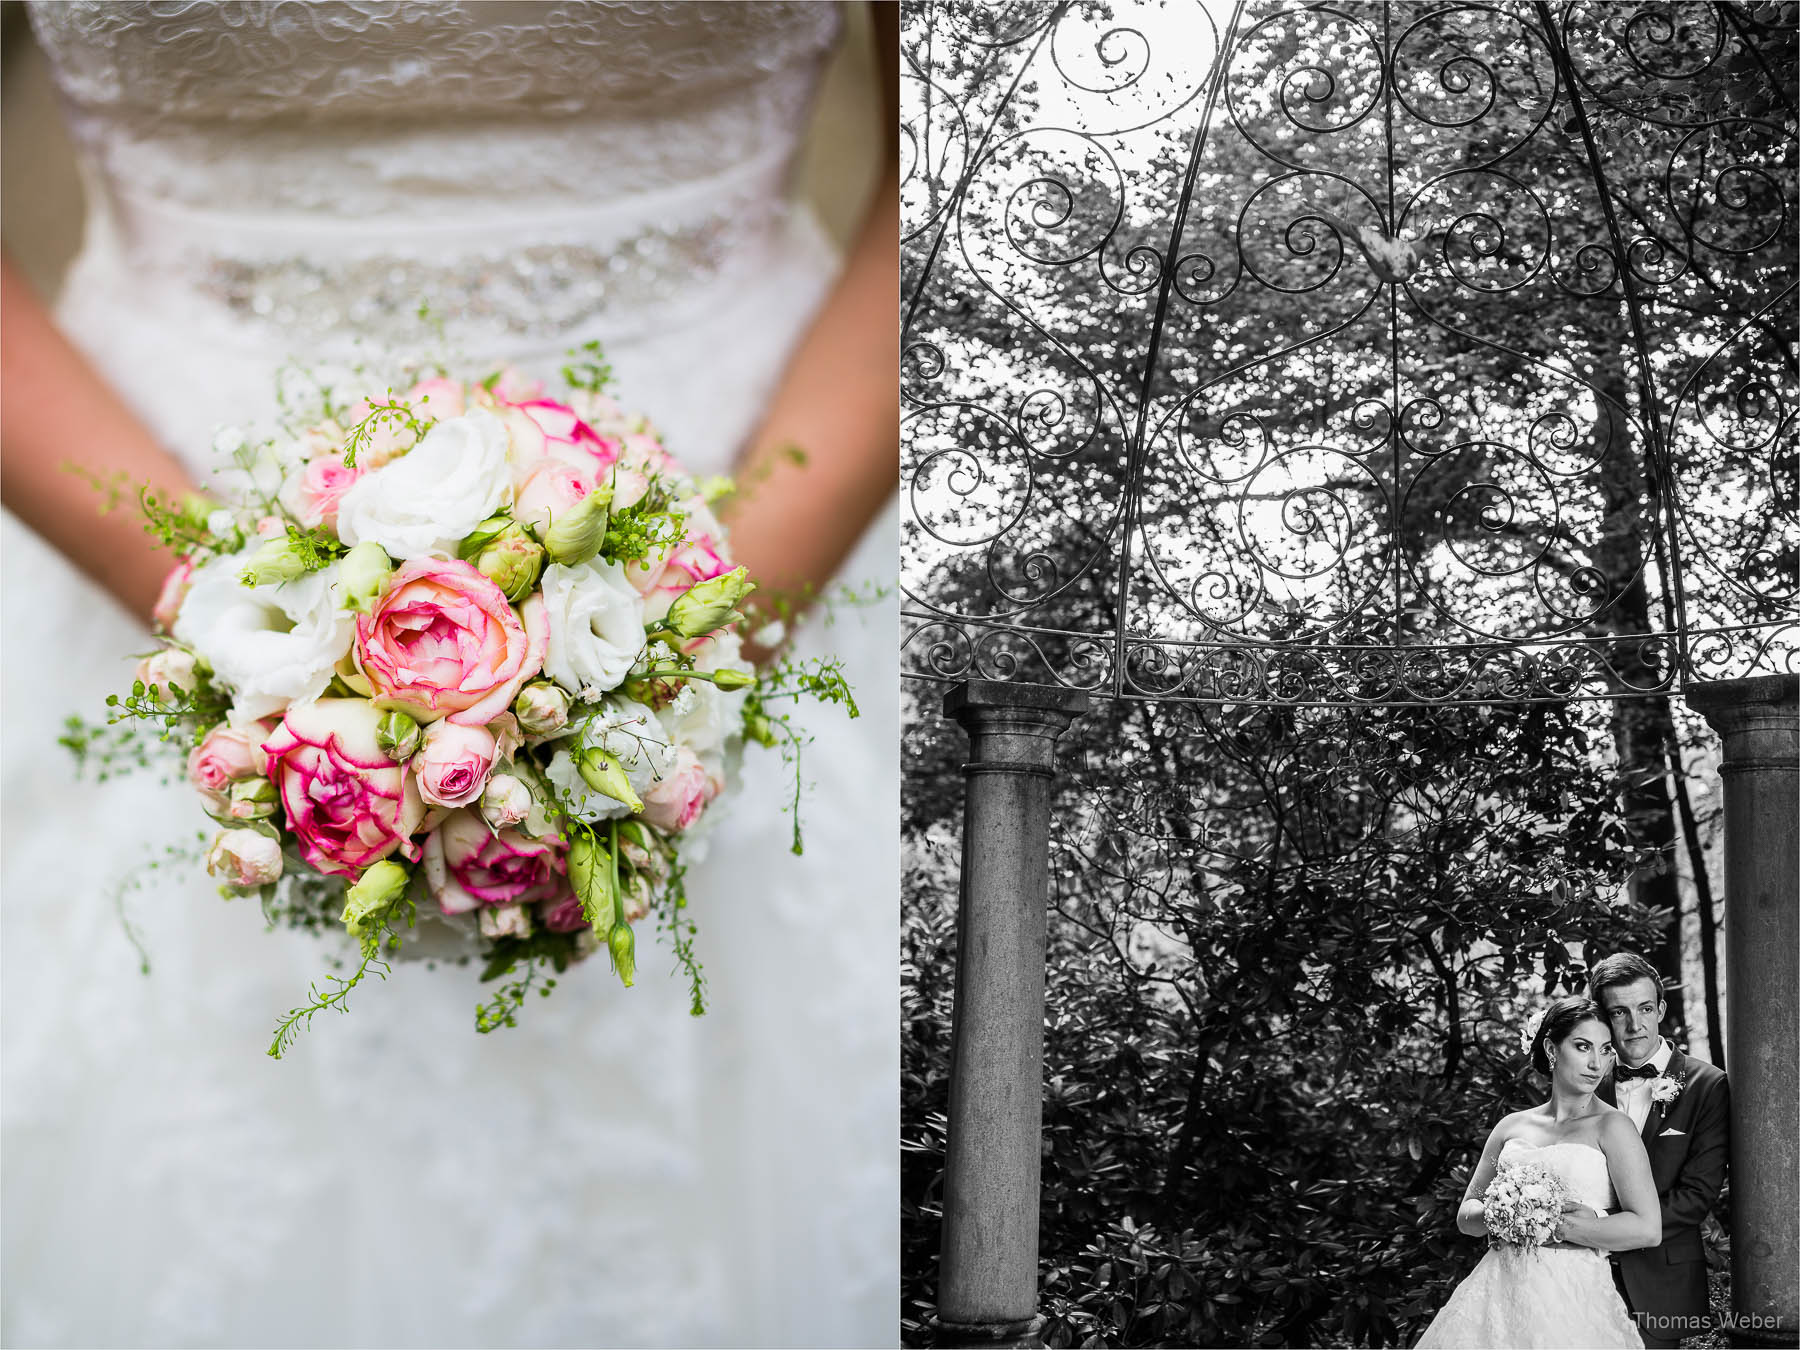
[1589, 952, 1730, 1349]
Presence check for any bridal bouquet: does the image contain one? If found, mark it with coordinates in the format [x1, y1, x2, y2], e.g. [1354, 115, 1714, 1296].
[80, 346, 853, 1056]
[1482, 1159, 1572, 1251]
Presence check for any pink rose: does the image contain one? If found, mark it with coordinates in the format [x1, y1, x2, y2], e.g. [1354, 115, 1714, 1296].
[538, 889, 589, 933]
[283, 455, 364, 531]
[153, 557, 195, 632]
[414, 720, 497, 809]
[640, 747, 717, 834]
[610, 466, 651, 513]
[514, 400, 618, 470]
[407, 377, 466, 421]
[354, 558, 548, 726]
[262, 699, 426, 878]
[422, 809, 565, 914]
[205, 829, 284, 888]
[187, 722, 271, 814]
[619, 432, 676, 478]
[513, 458, 599, 532]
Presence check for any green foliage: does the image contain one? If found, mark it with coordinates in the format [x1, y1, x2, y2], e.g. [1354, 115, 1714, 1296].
[742, 653, 861, 854]
[475, 928, 578, 1033]
[104, 668, 234, 749]
[561, 339, 615, 395]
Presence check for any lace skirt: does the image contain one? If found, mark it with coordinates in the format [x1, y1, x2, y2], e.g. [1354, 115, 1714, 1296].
[1416, 1244, 1645, 1349]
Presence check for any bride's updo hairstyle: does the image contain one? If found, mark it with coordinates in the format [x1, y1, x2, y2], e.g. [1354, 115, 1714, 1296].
[1525, 995, 1606, 1076]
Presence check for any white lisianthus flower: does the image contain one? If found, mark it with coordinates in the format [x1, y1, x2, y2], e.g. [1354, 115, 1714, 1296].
[540, 557, 646, 699]
[544, 700, 677, 822]
[174, 550, 355, 723]
[335, 408, 511, 559]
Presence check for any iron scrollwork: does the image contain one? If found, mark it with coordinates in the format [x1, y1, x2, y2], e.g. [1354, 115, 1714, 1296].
[902, 0, 1798, 705]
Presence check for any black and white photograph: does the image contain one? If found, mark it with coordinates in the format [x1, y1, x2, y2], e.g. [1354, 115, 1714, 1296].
[900, 2, 1797, 1348]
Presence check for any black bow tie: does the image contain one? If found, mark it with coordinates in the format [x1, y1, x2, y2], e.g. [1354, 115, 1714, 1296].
[1616, 1062, 1660, 1081]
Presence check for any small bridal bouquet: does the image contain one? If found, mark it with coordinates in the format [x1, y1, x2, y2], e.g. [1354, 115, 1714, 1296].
[77, 345, 853, 1056]
[1482, 1159, 1572, 1251]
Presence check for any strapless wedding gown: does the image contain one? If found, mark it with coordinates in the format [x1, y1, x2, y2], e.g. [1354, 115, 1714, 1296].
[1416, 1140, 1644, 1349]
[1, 5, 896, 1347]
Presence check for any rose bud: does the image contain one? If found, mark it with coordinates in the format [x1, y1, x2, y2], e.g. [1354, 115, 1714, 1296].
[479, 903, 532, 941]
[661, 566, 755, 640]
[153, 557, 196, 633]
[539, 891, 590, 934]
[340, 859, 411, 942]
[479, 773, 533, 830]
[514, 459, 595, 533]
[205, 829, 284, 889]
[407, 376, 466, 422]
[376, 708, 423, 762]
[187, 723, 266, 813]
[513, 681, 570, 736]
[226, 777, 279, 820]
[240, 535, 312, 587]
[575, 746, 643, 813]
[640, 747, 715, 833]
[337, 540, 393, 615]
[621, 873, 652, 924]
[608, 919, 636, 987]
[709, 668, 756, 691]
[541, 484, 611, 567]
[471, 525, 546, 604]
[414, 720, 497, 809]
[610, 466, 651, 513]
[136, 648, 199, 704]
[568, 832, 616, 933]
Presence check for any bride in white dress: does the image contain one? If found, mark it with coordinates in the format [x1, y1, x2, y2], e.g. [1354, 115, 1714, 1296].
[1416, 997, 1659, 1349]
[1, 5, 896, 1347]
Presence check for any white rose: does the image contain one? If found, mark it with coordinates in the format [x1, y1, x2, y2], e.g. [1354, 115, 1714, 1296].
[174, 550, 355, 723]
[335, 408, 511, 559]
[540, 557, 647, 699]
[544, 700, 676, 823]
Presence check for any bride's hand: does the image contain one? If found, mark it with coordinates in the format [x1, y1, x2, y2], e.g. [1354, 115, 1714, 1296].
[1554, 1202, 1600, 1244]
[1, 251, 197, 624]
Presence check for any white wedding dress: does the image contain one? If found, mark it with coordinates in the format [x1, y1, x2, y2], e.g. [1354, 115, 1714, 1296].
[1416, 1140, 1644, 1349]
[1, 5, 896, 1347]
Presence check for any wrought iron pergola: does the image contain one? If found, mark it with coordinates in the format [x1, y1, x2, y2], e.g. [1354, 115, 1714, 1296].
[902, 0, 1798, 706]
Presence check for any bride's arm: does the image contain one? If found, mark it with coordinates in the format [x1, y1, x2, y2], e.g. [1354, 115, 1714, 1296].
[719, 2, 897, 639]
[1453, 1122, 1513, 1237]
[1557, 1113, 1662, 1251]
[1, 252, 196, 624]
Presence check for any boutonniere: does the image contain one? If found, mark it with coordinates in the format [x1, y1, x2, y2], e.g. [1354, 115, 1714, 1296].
[1649, 1074, 1685, 1107]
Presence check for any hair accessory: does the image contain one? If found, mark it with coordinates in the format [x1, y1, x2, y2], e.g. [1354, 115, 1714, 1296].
[1518, 1006, 1548, 1058]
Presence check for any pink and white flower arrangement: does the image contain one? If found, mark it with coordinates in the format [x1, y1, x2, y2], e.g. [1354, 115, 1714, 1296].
[94, 350, 851, 1056]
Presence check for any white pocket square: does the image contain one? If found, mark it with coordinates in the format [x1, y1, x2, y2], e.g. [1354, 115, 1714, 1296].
[1659, 1128, 1686, 1137]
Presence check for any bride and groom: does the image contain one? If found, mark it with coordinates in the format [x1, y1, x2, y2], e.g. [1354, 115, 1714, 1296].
[1419, 952, 1731, 1349]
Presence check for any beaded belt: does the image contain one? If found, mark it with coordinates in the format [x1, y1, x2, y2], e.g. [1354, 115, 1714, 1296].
[98, 156, 790, 353]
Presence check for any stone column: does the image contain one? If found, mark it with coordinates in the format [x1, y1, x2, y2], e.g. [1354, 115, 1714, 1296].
[1685, 674, 1799, 1349]
[936, 680, 1090, 1348]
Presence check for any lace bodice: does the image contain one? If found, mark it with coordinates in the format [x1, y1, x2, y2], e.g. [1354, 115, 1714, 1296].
[1499, 1138, 1616, 1216]
[29, 2, 841, 353]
